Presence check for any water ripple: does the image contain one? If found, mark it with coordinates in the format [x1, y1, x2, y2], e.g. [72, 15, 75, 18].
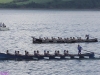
[0, 9, 100, 75]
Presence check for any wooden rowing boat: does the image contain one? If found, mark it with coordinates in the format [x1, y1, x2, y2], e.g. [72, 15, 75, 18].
[0, 27, 9, 31]
[32, 37, 98, 44]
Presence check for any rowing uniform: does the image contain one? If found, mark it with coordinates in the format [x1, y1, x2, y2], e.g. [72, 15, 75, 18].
[78, 45, 82, 54]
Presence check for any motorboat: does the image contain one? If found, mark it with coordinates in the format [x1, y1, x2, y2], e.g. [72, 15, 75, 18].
[0, 23, 9, 31]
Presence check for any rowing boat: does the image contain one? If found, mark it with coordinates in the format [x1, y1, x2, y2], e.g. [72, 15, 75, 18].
[32, 37, 98, 44]
[0, 27, 9, 31]
[0, 52, 95, 60]
[0, 23, 9, 31]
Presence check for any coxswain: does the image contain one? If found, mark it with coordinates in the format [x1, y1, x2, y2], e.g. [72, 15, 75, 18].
[85, 34, 89, 40]
[77, 45, 82, 54]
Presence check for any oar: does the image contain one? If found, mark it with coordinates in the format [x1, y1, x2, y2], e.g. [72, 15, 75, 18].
[83, 49, 100, 55]
[83, 50, 93, 53]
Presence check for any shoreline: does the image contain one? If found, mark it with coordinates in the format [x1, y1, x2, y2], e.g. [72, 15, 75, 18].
[0, 8, 100, 11]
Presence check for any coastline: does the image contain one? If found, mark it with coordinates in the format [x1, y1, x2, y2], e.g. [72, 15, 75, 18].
[0, 8, 100, 11]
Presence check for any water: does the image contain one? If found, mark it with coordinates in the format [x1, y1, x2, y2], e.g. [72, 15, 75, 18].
[0, 9, 100, 75]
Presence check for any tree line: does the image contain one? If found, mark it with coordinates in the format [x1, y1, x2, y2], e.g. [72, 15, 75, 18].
[0, 0, 100, 9]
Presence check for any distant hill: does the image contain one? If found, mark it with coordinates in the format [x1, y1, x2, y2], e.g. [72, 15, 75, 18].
[0, 0, 13, 3]
[0, 0, 71, 3]
[0, 0, 100, 9]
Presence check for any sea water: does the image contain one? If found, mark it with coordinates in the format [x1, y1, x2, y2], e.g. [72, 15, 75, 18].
[0, 9, 100, 75]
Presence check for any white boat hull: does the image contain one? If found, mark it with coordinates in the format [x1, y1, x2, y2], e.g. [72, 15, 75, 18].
[0, 27, 9, 31]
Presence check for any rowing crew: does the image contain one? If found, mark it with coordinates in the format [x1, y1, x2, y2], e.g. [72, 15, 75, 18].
[6, 50, 69, 56]
[38, 37, 80, 41]
[6, 45, 82, 56]
[31, 50, 69, 56]
[34, 35, 89, 41]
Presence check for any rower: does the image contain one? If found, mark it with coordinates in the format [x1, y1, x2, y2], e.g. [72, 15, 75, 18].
[67, 50, 68, 54]
[17, 51, 19, 55]
[70, 37, 72, 40]
[46, 37, 48, 40]
[58, 37, 60, 40]
[63, 38, 67, 42]
[26, 52, 29, 56]
[6, 50, 9, 54]
[55, 50, 60, 56]
[67, 38, 69, 40]
[47, 51, 49, 54]
[3, 23, 6, 27]
[77, 37, 79, 40]
[15, 51, 19, 55]
[53, 38, 56, 42]
[64, 38, 66, 40]
[15, 51, 17, 55]
[44, 50, 47, 56]
[55, 50, 57, 56]
[39, 37, 42, 40]
[39, 37, 43, 41]
[34, 51, 37, 56]
[79, 37, 81, 40]
[73, 37, 75, 40]
[64, 50, 68, 55]
[57, 51, 63, 56]
[37, 50, 43, 56]
[47, 51, 50, 56]
[37, 50, 39, 55]
[35, 50, 40, 56]
[57, 51, 60, 55]
[25, 51, 27, 55]
[59, 37, 62, 41]
[52, 37, 54, 40]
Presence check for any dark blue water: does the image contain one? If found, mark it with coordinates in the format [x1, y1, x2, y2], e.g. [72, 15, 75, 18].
[0, 9, 100, 75]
